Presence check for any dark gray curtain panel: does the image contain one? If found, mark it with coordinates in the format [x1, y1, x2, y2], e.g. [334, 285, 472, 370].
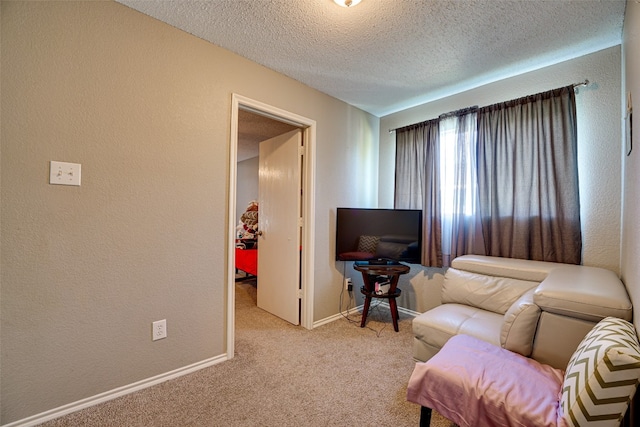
[476, 86, 582, 264]
[394, 120, 442, 266]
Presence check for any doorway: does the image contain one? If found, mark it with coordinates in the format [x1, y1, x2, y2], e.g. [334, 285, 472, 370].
[227, 94, 316, 359]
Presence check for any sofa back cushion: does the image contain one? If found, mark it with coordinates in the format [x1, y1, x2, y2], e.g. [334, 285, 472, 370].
[560, 317, 640, 426]
[442, 268, 539, 315]
[451, 254, 558, 282]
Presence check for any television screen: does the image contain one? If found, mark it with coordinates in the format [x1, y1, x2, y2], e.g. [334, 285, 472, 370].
[335, 208, 422, 264]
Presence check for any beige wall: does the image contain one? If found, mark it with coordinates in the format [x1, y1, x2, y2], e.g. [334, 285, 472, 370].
[0, 1, 378, 423]
[236, 156, 259, 226]
[621, 0, 640, 334]
[379, 46, 622, 314]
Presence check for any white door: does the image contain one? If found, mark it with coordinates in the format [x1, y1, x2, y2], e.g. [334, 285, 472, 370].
[257, 129, 302, 325]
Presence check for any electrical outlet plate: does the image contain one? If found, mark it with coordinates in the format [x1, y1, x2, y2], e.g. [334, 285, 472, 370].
[152, 319, 167, 341]
[344, 277, 352, 290]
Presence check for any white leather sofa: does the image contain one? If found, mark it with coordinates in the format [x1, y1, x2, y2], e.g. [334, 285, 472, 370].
[412, 255, 633, 370]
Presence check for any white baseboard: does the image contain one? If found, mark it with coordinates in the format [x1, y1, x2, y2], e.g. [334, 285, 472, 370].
[393, 303, 421, 317]
[313, 304, 364, 327]
[313, 303, 419, 328]
[371, 301, 421, 317]
[7, 304, 420, 427]
[3, 354, 228, 427]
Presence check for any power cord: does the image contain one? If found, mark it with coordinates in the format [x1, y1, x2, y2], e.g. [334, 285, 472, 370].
[339, 260, 359, 325]
[339, 261, 391, 336]
[365, 301, 389, 337]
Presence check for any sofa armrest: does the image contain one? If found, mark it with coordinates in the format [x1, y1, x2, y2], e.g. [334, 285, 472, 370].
[534, 266, 632, 322]
[501, 289, 541, 356]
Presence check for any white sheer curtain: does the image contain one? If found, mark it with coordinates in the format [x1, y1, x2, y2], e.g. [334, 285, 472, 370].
[439, 111, 484, 266]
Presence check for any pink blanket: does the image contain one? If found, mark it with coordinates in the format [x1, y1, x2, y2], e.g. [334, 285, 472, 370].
[407, 334, 565, 427]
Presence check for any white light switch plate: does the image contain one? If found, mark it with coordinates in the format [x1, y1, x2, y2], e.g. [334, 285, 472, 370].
[50, 161, 81, 186]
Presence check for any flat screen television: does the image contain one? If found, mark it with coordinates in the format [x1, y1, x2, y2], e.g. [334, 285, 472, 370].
[335, 208, 422, 264]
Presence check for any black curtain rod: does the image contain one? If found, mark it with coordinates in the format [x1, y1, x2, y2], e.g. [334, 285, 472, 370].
[438, 105, 479, 120]
[573, 79, 590, 88]
[388, 79, 590, 134]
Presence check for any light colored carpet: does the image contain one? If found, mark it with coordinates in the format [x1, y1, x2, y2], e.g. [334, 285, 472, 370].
[40, 280, 455, 426]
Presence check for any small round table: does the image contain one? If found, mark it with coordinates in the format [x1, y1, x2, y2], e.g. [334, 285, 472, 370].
[353, 260, 410, 332]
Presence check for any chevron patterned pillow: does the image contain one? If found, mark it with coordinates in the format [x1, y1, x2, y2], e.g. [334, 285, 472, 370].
[561, 317, 640, 426]
[357, 235, 380, 253]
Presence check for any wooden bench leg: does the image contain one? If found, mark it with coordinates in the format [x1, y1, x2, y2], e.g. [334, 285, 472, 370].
[360, 295, 371, 328]
[389, 296, 399, 332]
[420, 406, 432, 427]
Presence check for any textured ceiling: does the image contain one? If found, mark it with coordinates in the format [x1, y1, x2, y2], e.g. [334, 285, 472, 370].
[116, 0, 626, 160]
[117, 0, 625, 118]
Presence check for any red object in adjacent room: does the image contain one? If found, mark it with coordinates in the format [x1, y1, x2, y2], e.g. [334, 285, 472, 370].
[235, 248, 258, 277]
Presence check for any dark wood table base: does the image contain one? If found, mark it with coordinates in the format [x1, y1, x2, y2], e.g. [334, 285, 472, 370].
[360, 286, 402, 331]
[353, 260, 410, 332]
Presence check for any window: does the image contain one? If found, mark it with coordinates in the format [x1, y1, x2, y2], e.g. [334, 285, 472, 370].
[395, 86, 581, 267]
[439, 116, 476, 217]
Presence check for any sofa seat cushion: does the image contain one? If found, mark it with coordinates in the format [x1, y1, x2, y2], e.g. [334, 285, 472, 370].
[412, 304, 502, 353]
[442, 268, 539, 315]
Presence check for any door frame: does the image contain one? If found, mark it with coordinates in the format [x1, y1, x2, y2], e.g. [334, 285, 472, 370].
[227, 94, 316, 359]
